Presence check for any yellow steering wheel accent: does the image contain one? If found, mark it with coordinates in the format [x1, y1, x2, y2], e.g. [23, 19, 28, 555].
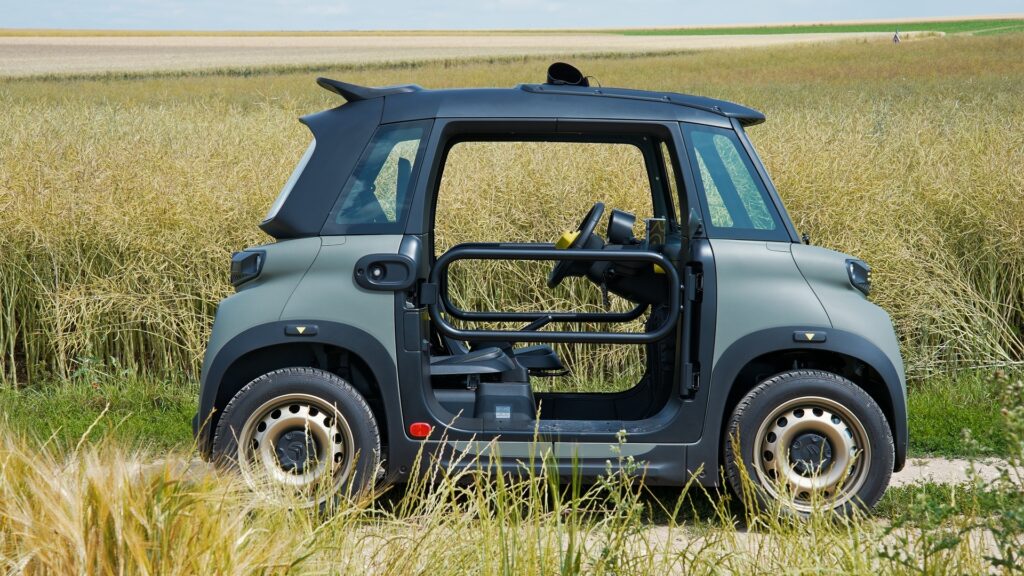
[555, 230, 580, 250]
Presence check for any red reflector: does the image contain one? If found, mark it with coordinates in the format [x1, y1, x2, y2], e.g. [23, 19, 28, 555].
[408, 422, 432, 438]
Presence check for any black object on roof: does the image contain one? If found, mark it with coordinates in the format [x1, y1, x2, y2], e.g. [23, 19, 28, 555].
[546, 62, 590, 87]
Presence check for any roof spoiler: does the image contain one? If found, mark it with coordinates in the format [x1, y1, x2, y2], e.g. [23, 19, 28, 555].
[316, 77, 423, 102]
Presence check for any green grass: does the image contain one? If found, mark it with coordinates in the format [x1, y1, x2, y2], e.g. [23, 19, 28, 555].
[907, 371, 1017, 457]
[1, 414, 1021, 574]
[874, 480, 1023, 519]
[620, 18, 1024, 36]
[0, 366, 196, 451]
[974, 22, 1024, 36]
[654, 479, 1024, 524]
[2, 366, 1016, 458]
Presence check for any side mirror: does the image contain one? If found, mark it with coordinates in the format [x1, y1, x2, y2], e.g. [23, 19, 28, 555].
[687, 208, 704, 240]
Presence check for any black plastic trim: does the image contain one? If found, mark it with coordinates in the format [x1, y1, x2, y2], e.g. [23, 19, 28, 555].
[354, 254, 416, 291]
[230, 249, 265, 287]
[259, 99, 383, 239]
[195, 321, 418, 473]
[518, 83, 765, 125]
[317, 77, 423, 101]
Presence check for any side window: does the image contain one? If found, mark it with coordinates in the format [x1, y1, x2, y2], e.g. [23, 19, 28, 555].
[682, 123, 785, 240]
[323, 120, 430, 235]
[263, 139, 315, 223]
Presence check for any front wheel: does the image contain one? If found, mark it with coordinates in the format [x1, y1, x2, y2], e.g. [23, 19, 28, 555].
[212, 367, 381, 505]
[724, 370, 894, 515]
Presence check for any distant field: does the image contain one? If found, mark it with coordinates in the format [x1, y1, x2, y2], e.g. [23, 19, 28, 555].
[0, 31, 899, 78]
[3, 16, 1021, 79]
[621, 17, 1024, 36]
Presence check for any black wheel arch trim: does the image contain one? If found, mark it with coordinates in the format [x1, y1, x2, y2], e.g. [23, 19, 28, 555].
[693, 326, 907, 476]
[195, 320, 404, 461]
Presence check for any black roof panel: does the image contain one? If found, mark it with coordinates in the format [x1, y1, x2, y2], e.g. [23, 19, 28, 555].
[317, 77, 765, 127]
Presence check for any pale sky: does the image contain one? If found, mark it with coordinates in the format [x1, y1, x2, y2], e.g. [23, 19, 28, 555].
[2, 0, 1021, 30]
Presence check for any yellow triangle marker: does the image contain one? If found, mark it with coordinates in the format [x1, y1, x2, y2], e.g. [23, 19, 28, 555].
[805, 332, 814, 341]
[297, 326, 306, 334]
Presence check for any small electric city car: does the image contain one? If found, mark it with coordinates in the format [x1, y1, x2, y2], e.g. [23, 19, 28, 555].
[195, 63, 907, 513]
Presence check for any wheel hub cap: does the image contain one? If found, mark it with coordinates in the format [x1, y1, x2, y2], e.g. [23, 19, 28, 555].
[753, 396, 871, 511]
[275, 429, 317, 474]
[789, 431, 833, 475]
[237, 394, 356, 494]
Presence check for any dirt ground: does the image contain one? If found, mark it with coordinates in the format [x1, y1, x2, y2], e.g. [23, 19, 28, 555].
[0, 32, 896, 77]
[890, 457, 1009, 487]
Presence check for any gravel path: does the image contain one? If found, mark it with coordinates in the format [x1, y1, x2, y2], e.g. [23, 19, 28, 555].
[889, 457, 1010, 487]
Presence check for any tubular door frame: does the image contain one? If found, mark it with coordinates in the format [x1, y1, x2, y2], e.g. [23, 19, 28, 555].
[428, 243, 680, 344]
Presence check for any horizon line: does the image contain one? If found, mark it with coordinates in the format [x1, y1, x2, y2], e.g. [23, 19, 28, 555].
[2, 12, 1022, 35]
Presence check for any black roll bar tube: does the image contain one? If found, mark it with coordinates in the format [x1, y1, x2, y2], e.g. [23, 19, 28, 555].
[438, 242, 648, 322]
[428, 244, 681, 344]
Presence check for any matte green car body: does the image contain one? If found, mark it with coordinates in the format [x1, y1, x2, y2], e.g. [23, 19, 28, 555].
[195, 74, 908, 491]
[203, 236, 404, 366]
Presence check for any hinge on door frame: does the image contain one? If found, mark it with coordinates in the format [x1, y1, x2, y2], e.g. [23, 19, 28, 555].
[685, 271, 703, 302]
[683, 361, 701, 395]
[681, 267, 703, 398]
[419, 282, 438, 306]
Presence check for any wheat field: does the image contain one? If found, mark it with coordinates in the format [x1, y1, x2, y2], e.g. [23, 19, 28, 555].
[1, 28, 1024, 575]
[2, 33, 1023, 387]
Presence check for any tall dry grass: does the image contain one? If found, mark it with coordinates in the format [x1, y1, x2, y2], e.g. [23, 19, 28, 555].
[1, 34, 1023, 386]
[2, 382, 1022, 575]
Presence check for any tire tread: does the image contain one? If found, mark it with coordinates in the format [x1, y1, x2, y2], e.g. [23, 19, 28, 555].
[212, 367, 381, 488]
[724, 369, 894, 513]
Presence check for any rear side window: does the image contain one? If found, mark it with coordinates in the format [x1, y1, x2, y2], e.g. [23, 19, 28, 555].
[323, 120, 430, 235]
[682, 123, 786, 240]
[263, 139, 315, 224]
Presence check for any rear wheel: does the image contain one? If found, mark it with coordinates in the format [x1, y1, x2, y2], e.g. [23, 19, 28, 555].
[212, 367, 381, 504]
[724, 370, 893, 515]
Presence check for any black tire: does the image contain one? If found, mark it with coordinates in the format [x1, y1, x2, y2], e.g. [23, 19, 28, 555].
[212, 367, 381, 501]
[724, 370, 894, 516]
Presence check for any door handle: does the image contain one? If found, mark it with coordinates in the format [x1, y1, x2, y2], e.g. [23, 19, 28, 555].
[354, 254, 415, 291]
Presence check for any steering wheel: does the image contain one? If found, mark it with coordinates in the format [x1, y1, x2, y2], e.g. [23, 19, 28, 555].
[548, 202, 605, 288]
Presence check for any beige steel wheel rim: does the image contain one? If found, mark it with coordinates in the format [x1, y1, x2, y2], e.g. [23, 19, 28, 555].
[752, 395, 871, 513]
[236, 393, 356, 498]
